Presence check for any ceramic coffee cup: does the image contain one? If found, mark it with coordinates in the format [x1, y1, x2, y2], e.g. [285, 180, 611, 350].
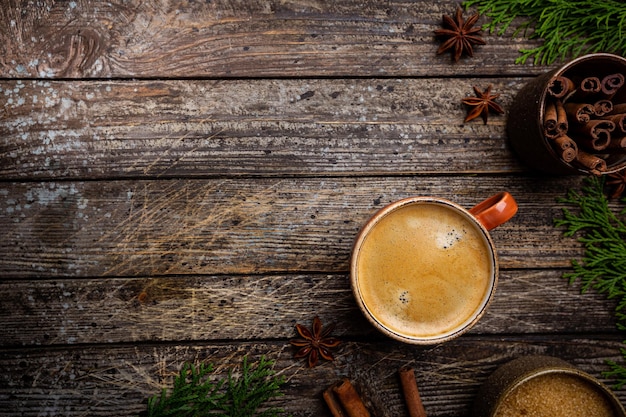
[350, 192, 517, 344]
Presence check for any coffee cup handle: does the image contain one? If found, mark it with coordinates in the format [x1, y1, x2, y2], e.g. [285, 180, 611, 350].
[468, 192, 518, 231]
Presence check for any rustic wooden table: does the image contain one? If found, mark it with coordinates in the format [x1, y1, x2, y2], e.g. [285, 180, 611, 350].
[1, 1, 624, 416]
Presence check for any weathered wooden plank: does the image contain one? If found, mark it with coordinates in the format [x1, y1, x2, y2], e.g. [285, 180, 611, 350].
[0, 269, 617, 347]
[0, 176, 586, 278]
[0, 0, 554, 79]
[0, 338, 623, 416]
[1, 77, 532, 180]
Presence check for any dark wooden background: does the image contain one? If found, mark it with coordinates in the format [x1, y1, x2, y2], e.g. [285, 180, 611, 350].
[1, 1, 623, 416]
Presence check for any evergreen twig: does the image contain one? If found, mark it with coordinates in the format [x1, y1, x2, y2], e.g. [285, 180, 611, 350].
[555, 176, 626, 387]
[145, 355, 287, 417]
[462, 0, 626, 65]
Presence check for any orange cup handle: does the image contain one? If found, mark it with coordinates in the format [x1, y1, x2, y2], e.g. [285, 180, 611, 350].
[468, 192, 518, 231]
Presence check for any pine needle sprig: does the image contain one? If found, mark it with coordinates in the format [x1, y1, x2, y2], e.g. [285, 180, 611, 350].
[146, 362, 221, 416]
[555, 177, 626, 298]
[222, 356, 287, 417]
[145, 356, 287, 417]
[555, 176, 626, 387]
[605, 355, 626, 390]
[462, 0, 626, 65]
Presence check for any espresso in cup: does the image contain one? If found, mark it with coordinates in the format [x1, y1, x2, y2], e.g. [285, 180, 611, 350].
[351, 193, 517, 344]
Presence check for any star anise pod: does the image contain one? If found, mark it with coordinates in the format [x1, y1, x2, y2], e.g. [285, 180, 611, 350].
[461, 85, 505, 124]
[607, 169, 626, 199]
[434, 7, 485, 62]
[290, 316, 341, 368]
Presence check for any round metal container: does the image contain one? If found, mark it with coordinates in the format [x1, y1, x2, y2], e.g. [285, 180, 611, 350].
[507, 53, 626, 175]
[473, 356, 626, 417]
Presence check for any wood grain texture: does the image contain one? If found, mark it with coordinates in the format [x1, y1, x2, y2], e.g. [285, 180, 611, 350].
[0, 338, 623, 417]
[1, 77, 526, 180]
[0, 176, 586, 278]
[2, 0, 625, 416]
[0, 269, 617, 347]
[0, 0, 555, 79]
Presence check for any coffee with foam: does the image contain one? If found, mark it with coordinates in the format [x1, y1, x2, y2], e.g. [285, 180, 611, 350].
[353, 201, 495, 341]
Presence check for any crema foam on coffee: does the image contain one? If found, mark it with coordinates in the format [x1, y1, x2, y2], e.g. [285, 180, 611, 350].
[355, 202, 494, 339]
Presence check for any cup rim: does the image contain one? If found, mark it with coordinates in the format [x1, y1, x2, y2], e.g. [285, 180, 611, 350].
[350, 196, 499, 345]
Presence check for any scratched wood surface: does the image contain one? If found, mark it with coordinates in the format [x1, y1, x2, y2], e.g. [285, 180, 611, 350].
[1, 78, 526, 180]
[0, 0, 554, 79]
[0, 176, 588, 278]
[0, 269, 618, 347]
[1, 338, 623, 417]
[1, 0, 624, 416]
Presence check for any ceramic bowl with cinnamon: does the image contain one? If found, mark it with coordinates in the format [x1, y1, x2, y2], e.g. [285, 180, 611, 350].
[508, 53, 626, 175]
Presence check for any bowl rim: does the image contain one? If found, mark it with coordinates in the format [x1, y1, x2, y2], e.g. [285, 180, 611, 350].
[483, 356, 626, 417]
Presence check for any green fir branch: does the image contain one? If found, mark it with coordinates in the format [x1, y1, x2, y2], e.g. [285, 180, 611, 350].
[555, 176, 626, 387]
[606, 356, 626, 390]
[145, 356, 287, 417]
[462, 0, 626, 65]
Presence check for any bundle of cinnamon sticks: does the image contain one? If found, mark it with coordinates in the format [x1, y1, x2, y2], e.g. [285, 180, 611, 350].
[323, 367, 426, 417]
[323, 378, 371, 417]
[543, 72, 626, 174]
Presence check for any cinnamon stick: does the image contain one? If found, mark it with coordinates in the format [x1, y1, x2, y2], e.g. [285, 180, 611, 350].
[547, 75, 575, 98]
[555, 99, 568, 133]
[601, 73, 625, 98]
[551, 135, 578, 163]
[609, 103, 626, 115]
[564, 102, 595, 124]
[601, 113, 626, 134]
[575, 150, 608, 174]
[324, 387, 348, 417]
[608, 136, 626, 151]
[399, 366, 427, 417]
[544, 100, 558, 134]
[593, 99, 613, 117]
[543, 99, 567, 138]
[571, 76, 601, 101]
[570, 119, 615, 151]
[331, 378, 371, 417]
